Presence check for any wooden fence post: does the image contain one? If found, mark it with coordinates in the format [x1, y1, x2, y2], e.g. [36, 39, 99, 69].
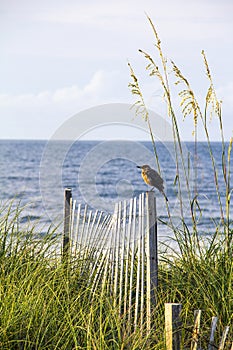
[146, 191, 157, 332]
[165, 303, 182, 350]
[62, 188, 72, 261]
[146, 191, 158, 298]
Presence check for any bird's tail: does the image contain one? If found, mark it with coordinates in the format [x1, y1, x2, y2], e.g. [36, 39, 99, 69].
[157, 183, 168, 202]
[161, 190, 168, 202]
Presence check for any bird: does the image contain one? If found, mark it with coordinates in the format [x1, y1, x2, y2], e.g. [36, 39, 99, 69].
[137, 164, 168, 201]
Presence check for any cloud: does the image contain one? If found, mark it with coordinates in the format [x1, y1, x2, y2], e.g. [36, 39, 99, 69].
[0, 70, 110, 107]
[0, 69, 131, 139]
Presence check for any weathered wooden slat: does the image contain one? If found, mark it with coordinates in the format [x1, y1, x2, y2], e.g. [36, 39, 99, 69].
[134, 196, 142, 330]
[218, 326, 229, 350]
[73, 203, 81, 255]
[140, 192, 145, 329]
[208, 316, 218, 350]
[165, 303, 182, 350]
[83, 209, 97, 257]
[146, 191, 157, 333]
[89, 209, 98, 239]
[124, 197, 133, 315]
[128, 196, 137, 326]
[191, 310, 201, 350]
[70, 199, 76, 241]
[83, 210, 93, 250]
[113, 202, 121, 306]
[79, 204, 88, 249]
[119, 200, 127, 315]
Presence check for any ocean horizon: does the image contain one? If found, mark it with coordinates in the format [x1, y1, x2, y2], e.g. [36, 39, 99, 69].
[1, 139, 232, 238]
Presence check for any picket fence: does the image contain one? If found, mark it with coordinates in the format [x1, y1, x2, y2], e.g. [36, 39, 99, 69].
[62, 188, 232, 350]
[63, 188, 157, 333]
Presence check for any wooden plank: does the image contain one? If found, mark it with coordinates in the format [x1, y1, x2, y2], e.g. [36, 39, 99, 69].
[146, 193, 151, 333]
[74, 203, 81, 255]
[218, 326, 229, 350]
[128, 197, 137, 326]
[119, 200, 127, 315]
[140, 192, 145, 329]
[80, 204, 88, 249]
[70, 199, 76, 242]
[62, 188, 72, 260]
[113, 202, 121, 306]
[89, 210, 102, 250]
[208, 316, 218, 350]
[84, 209, 98, 258]
[108, 203, 117, 297]
[165, 303, 182, 350]
[191, 310, 201, 350]
[89, 209, 99, 241]
[124, 197, 133, 315]
[146, 191, 157, 310]
[134, 196, 141, 330]
[83, 210, 92, 250]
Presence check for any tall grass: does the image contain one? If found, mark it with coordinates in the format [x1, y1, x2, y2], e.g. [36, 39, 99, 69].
[0, 203, 157, 349]
[128, 15, 232, 347]
[128, 17, 232, 252]
[1, 201, 232, 348]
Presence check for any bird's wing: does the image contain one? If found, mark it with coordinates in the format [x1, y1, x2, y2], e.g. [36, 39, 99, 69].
[147, 169, 164, 191]
[148, 169, 163, 184]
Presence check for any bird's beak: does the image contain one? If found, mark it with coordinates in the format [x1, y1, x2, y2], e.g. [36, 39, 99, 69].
[137, 165, 141, 169]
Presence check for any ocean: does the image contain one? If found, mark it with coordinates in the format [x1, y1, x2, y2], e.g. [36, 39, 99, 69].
[0, 140, 232, 239]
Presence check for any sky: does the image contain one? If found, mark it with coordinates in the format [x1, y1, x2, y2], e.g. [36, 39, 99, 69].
[0, 0, 233, 141]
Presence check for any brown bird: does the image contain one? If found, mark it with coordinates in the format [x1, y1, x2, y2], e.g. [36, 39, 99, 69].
[137, 165, 168, 201]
